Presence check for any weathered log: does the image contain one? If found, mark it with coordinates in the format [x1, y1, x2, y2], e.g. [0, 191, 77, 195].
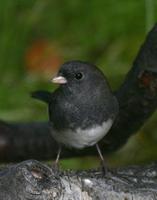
[0, 159, 157, 200]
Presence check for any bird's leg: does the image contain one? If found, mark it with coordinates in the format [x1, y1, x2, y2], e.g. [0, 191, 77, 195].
[95, 143, 108, 174]
[52, 145, 62, 169]
[55, 145, 62, 164]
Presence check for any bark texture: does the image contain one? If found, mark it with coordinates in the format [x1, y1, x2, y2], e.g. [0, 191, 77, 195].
[0, 160, 157, 200]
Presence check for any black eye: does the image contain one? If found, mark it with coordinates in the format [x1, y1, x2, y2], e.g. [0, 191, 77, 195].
[75, 72, 83, 80]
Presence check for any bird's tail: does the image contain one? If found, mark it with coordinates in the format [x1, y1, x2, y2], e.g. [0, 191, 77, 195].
[31, 90, 51, 103]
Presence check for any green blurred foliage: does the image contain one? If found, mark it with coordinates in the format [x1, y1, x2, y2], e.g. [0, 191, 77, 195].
[0, 0, 157, 168]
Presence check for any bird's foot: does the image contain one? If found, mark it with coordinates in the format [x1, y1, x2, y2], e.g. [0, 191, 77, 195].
[100, 161, 112, 177]
[101, 162, 108, 174]
[51, 161, 61, 171]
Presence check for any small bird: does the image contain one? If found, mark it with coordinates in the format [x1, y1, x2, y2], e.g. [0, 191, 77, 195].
[32, 61, 119, 170]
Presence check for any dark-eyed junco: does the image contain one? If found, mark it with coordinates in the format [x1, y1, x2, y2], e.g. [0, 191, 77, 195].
[32, 61, 119, 170]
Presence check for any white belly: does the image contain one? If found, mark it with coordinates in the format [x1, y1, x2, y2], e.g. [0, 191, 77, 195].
[51, 118, 113, 149]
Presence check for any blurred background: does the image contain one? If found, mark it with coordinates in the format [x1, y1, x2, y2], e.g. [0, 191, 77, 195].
[0, 0, 157, 169]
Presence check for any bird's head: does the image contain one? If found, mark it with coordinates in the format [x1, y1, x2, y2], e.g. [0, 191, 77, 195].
[51, 60, 109, 95]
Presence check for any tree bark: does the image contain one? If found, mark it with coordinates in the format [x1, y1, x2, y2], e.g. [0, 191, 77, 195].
[0, 24, 157, 162]
[0, 159, 157, 200]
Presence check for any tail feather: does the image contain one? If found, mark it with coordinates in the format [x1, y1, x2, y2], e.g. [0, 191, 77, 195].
[31, 90, 51, 103]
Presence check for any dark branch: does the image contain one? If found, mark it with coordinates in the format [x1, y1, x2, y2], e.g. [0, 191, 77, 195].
[105, 24, 157, 152]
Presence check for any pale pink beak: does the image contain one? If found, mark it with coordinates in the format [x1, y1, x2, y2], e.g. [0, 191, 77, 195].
[51, 76, 67, 84]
